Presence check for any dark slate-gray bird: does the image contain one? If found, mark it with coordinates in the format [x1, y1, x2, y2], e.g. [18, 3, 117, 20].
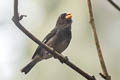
[21, 13, 72, 74]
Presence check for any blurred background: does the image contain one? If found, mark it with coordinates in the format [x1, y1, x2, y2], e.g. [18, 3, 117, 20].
[0, 0, 120, 80]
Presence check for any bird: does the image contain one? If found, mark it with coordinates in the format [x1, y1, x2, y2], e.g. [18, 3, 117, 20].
[21, 12, 72, 74]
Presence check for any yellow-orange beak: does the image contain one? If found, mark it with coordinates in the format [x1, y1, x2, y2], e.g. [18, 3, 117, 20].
[65, 13, 72, 19]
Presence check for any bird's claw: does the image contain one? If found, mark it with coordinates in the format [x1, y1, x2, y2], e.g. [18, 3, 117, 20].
[51, 48, 58, 59]
[59, 56, 69, 64]
[65, 56, 69, 61]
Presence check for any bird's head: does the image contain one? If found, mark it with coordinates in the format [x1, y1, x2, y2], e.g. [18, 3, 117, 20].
[56, 13, 72, 29]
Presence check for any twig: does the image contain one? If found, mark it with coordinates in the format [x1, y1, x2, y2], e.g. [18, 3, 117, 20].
[12, 0, 96, 80]
[87, 0, 111, 80]
[99, 73, 107, 79]
[108, 0, 120, 12]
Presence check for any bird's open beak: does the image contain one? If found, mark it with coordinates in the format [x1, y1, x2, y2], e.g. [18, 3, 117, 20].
[65, 13, 72, 19]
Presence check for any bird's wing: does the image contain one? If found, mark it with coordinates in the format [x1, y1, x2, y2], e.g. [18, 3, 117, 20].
[42, 28, 57, 43]
[32, 28, 57, 59]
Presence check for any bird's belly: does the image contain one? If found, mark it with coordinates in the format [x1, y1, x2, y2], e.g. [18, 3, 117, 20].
[54, 40, 69, 53]
[46, 31, 71, 54]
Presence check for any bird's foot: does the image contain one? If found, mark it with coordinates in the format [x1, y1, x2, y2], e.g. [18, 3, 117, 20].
[50, 48, 57, 59]
[65, 56, 69, 61]
[59, 56, 69, 64]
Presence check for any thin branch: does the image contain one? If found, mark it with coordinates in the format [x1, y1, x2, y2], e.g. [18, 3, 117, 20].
[87, 0, 111, 80]
[99, 73, 107, 80]
[108, 0, 120, 12]
[12, 0, 96, 80]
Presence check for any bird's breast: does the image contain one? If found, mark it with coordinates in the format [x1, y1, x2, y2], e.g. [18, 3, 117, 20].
[53, 29, 71, 53]
[54, 39, 70, 53]
[46, 28, 71, 53]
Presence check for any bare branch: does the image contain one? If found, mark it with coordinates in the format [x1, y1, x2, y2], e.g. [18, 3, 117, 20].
[12, 0, 96, 80]
[86, 0, 111, 80]
[99, 73, 107, 79]
[108, 0, 120, 12]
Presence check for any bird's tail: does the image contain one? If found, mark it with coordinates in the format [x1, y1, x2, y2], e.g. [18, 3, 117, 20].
[21, 57, 41, 74]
